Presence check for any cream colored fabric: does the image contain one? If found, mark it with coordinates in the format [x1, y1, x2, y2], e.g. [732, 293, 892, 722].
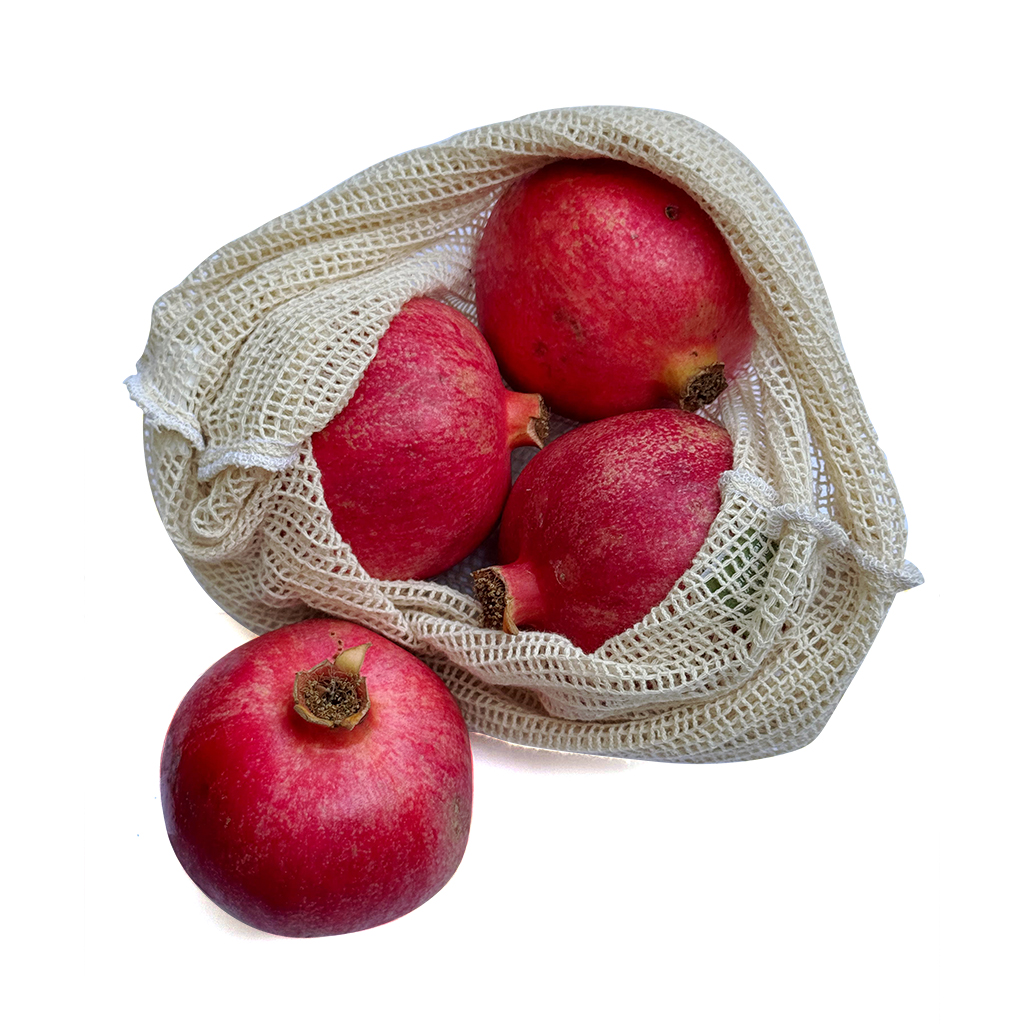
[127, 106, 922, 763]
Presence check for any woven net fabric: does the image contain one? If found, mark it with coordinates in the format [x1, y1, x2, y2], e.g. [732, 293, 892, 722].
[127, 106, 922, 763]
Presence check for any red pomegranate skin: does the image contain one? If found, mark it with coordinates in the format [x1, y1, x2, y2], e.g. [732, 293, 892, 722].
[160, 618, 473, 937]
[311, 296, 546, 580]
[474, 409, 733, 652]
[474, 158, 756, 422]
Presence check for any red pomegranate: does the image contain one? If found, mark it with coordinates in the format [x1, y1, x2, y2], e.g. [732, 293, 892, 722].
[474, 158, 756, 422]
[472, 409, 733, 652]
[311, 296, 547, 580]
[160, 618, 473, 937]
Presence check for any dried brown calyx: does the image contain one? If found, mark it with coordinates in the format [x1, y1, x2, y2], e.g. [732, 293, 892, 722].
[472, 561, 546, 636]
[506, 392, 550, 450]
[680, 363, 727, 411]
[472, 567, 518, 634]
[293, 643, 371, 729]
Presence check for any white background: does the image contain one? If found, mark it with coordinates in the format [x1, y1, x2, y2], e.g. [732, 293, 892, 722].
[6, 2, 1019, 1021]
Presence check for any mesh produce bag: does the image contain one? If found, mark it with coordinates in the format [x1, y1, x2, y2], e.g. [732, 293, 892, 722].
[126, 106, 922, 763]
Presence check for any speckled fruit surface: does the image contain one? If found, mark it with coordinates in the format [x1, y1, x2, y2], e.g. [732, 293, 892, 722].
[475, 158, 755, 421]
[311, 296, 546, 580]
[160, 618, 473, 937]
[473, 409, 733, 652]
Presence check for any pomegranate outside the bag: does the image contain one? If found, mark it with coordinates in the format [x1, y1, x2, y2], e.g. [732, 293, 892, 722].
[160, 618, 474, 938]
[474, 158, 756, 422]
[311, 296, 548, 580]
[472, 409, 733, 653]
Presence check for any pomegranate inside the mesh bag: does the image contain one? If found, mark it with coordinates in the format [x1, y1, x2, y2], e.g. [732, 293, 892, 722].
[473, 409, 733, 653]
[474, 158, 756, 422]
[311, 296, 547, 580]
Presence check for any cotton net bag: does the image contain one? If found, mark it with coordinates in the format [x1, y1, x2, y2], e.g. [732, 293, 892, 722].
[127, 105, 922, 763]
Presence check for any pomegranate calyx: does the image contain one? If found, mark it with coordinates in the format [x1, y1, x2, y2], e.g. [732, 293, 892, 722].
[472, 567, 519, 635]
[293, 643, 371, 729]
[679, 362, 727, 411]
[526, 395, 550, 448]
[473, 562, 547, 636]
[505, 392, 550, 450]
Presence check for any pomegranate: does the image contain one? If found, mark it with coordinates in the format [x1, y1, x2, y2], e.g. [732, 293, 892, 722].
[472, 409, 733, 652]
[474, 158, 756, 422]
[311, 296, 548, 580]
[160, 618, 473, 937]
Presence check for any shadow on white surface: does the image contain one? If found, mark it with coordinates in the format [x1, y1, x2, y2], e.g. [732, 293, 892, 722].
[469, 732, 638, 774]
